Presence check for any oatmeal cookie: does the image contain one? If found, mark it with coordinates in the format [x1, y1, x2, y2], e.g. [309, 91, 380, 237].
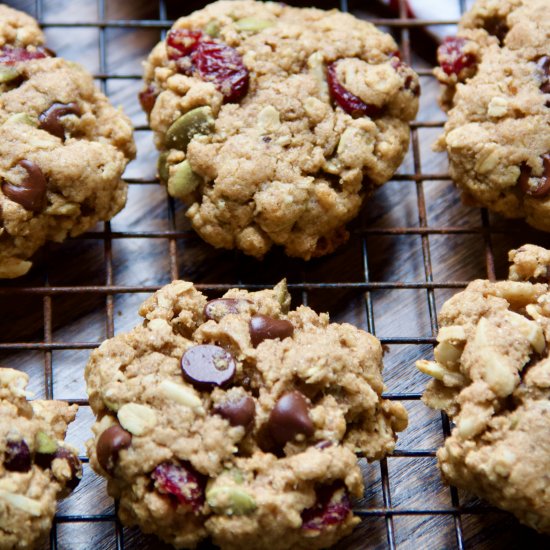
[85, 280, 407, 549]
[417, 244, 550, 534]
[0, 368, 82, 549]
[140, 0, 419, 259]
[0, 4, 135, 278]
[434, 0, 550, 229]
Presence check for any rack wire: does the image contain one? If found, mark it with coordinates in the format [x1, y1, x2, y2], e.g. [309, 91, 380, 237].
[1, 0, 550, 548]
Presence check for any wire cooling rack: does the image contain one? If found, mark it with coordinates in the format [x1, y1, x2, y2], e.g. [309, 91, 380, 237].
[1, 0, 550, 548]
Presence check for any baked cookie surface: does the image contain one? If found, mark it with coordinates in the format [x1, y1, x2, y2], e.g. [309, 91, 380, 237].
[0, 4, 135, 278]
[434, 0, 550, 229]
[141, 0, 419, 260]
[0, 368, 82, 549]
[85, 280, 407, 549]
[417, 244, 550, 534]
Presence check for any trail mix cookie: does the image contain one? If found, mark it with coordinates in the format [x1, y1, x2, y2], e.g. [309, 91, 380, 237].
[86, 280, 407, 549]
[0, 4, 135, 278]
[0, 368, 82, 549]
[434, 0, 550, 230]
[417, 244, 550, 534]
[140, 0, 419, 259]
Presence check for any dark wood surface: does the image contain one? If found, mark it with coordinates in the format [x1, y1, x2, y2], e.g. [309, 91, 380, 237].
[1, 1, 550, 549]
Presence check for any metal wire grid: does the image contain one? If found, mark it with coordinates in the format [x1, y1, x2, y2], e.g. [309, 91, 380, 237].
[0, 0, 546, 548]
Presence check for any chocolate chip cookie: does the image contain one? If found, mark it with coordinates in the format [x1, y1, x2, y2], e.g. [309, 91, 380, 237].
[434, 0, 550, 229]
[417, 244, 550, 534]
[140, 0, 419, 260]
[0, 4, 135, 278]
[85, 280, 407, 549]
[0, 368, 82, 549]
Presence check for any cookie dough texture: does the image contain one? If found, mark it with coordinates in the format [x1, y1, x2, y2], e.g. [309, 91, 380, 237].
[0, 4, 135, 278]
[0, 368, 81, 549]
[417, 244, 550, 534]
[85, 281, 407, 549]
[435, 0, 550, 229]
[142, 0, 419, 259]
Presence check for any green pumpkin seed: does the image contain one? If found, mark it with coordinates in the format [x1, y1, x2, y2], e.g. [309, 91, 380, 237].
[167, 160, 203, 199]
[235, 17, 274, 32]
[206, 486, 257, 516]
[204, 21, 220, 38]
[36, 431, 57, 454]
[165, 106, 214, 152]
[157, 151, 170, 184]
[0, 66, 20, 83]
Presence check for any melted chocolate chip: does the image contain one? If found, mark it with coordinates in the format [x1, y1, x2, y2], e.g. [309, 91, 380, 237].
[518, 154, 550, 198]
[38, 102, 81, 140]
[249, 315, 294, 347]
[4, 440, 31, 472]
[204, 298, 250, 321]
[1, 159, 47, 212]
[267, 391, 314, 447]
[181, 344, 236, 390]
[96, 425, 132, 475]
[214, 395, 255, 429]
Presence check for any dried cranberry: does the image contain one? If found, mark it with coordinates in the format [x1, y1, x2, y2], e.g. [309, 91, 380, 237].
[0, 46, 50, 65]
[152, 461, 206, 511]
[166, 29, 249, 103]
[301, 483, 352, 531]
[326, 62, 381, 118]
[167, 29, 204, 60]
[437, 37, 476, 77]
[138, 85, 159, 115]
[192, 41, 249, 103]
[4, 440, 31, 472]
[518, 154, 550, 198]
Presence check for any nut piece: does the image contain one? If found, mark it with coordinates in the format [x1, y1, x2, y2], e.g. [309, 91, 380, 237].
[487, 96, 508, 118]
[206, 485, 257, 515]
[117, 403, 157, 436]
[0, 490, 42, 516]
[416, 359, 466, 387]
[258, 105, 280, 133]
[167, 160, 203, 199]
[307, 51, 329, 100]
[504, 311, 545, 353]
[158, 379, 203, 410]
[165, 106, 214, 152]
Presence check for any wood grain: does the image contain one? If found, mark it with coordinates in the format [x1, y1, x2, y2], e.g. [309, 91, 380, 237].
[1, 1, 550, 549]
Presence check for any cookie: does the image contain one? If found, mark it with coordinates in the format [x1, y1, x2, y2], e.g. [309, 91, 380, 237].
[85, 280, 408, 549]
[0, 368, 82, 549]
[0, 4, 135, 278]
[140, 0, 419, 260]
[434, 0, 550, 229]
[417, 244, 550, 534]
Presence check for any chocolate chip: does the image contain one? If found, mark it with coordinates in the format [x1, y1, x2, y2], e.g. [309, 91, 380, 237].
[1, 159, 47, 212]
[55, 447, 82, 491]
[267, 391, 314, 447]
[4, 440, 31, 472]
[96, 425, 132, 475]
[249, 315, 294, 347]
[518, 154, 550, 198]
[214, 395, 255, 429]
[204, 298, 250, 322]
[181, 344, 236, 390]
[314, 440, 333, 450]
[38, 102, 81, 140]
